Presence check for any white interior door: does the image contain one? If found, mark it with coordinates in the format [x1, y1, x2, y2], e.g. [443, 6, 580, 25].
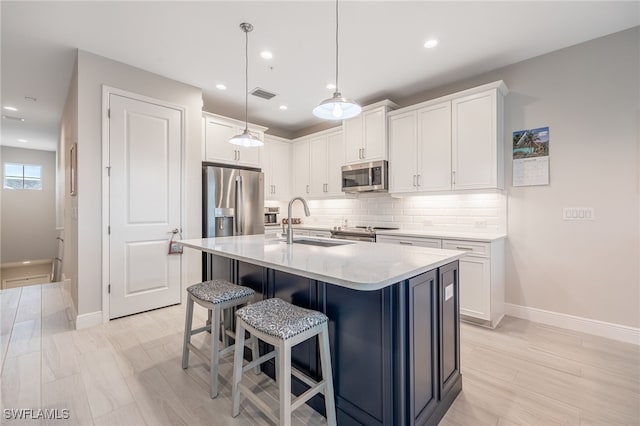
[109, 93, 182, 319]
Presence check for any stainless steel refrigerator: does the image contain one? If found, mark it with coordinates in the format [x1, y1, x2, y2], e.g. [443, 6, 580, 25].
[202, 163, 264, 280]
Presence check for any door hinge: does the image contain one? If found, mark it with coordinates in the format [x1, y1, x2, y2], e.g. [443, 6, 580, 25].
[108, 284, 111, 294]
[107, 225, 111, 235]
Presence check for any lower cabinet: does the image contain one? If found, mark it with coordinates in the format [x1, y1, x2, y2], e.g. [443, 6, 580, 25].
[378, 235, 505, 328]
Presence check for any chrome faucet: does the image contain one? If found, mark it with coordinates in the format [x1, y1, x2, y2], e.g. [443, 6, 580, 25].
[286, 197, 311, 244]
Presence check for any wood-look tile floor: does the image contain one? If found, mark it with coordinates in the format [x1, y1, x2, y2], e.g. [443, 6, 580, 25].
[1, 283, 639, 425]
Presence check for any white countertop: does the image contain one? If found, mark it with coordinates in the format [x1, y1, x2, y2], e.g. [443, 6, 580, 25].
[179, 234, 464, 291]
[376, 229, 506, 242]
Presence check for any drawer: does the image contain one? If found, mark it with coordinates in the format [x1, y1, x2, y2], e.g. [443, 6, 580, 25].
[307, 230, 332, 238]
[377, 235, 442, 248]
[442, 240, 490, 257]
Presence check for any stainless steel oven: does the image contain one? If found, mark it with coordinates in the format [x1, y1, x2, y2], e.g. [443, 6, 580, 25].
[341, 160, 388, 193]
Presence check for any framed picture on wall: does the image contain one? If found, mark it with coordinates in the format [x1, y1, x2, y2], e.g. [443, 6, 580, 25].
[70, 143, 77, 196]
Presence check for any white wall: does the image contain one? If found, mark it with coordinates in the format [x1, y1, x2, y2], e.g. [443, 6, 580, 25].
[1, 146, 57, 263]
[399, 27, 639, 328]
[74, 50, 202, 316]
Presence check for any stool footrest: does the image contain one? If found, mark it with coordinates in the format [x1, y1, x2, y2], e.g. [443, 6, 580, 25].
[237, 383, 279, 424]
[190, 325, 211, 336]
[291, 366, 316, 388]
[291, 379, 327, 411]
[242, 351, 275, 373]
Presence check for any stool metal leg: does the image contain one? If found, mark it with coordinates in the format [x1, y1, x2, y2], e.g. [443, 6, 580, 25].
[318, 323, 337, 426]
[278, 342, 292, 426]
[210, 305, 222, 398]
[231, 321, 247, 417]
[182, 296, 194, 369]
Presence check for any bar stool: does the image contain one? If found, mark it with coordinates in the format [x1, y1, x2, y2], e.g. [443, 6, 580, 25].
[231, 298, 337, 426]
[182, 279, 259, 398]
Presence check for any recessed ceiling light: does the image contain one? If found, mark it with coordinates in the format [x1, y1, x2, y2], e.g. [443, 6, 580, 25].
[279, 105, 288, 111]
[215, 84, 227, 90]
[326, 83, 336, 90]
[18, 139, 27, 143]
[22, 261, 31, 264]
[260, 51, 273, 60]
[424, 39, 439, 49]
[3, 106, 17, 111]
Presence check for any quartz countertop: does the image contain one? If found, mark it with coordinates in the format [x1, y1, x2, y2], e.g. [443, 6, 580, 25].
[376, 229, 506, 242]
[179, 234, 464, 291]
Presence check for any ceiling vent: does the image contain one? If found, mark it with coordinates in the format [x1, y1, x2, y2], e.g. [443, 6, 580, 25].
[250, 87, 277, 100]
[2, 115, 25, 122]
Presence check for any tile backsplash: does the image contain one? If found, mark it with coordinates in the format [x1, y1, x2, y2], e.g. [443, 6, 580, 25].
[266, 192, 507, 234]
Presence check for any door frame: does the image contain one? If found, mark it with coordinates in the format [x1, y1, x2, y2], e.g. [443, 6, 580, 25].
[101, 86, 187, 323]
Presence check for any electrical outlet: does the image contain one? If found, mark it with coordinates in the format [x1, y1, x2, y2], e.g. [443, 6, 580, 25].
[563, 207, 595, 221]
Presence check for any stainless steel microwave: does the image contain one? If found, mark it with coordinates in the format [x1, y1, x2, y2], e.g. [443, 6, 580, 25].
[341, 160, 388, 193]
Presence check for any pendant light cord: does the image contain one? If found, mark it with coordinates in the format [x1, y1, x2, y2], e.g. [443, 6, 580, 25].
[244, 26, 249, 132]
[334, 0, 339, 93]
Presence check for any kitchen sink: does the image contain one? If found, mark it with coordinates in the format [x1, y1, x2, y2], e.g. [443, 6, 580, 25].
[292, 238, 354, 247]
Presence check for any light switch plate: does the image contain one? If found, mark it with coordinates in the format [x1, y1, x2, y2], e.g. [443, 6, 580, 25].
[563, 207, 595, 221]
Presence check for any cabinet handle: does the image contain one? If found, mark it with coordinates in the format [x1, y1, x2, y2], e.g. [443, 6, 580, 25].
[455, 246, 474, 251]
[417, 174, 422, 187]
[362, 148, 365, 159]
[306, 184, 310, 194]
[399, 241, 413, 245]
[237, 150, 240, 161]
[452, 170, 456, 185]
[272, 185, 276, 194]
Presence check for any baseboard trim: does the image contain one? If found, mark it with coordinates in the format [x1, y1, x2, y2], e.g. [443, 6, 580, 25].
[504, 303, 640, 345]
[76, 311, 103, 329]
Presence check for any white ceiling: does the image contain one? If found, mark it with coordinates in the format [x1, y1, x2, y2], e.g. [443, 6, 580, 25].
[2, 1, 638, 151]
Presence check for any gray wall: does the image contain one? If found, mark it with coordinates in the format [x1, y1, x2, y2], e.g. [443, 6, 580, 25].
[73, 50, 203, 316]
[398, 27, 639, 328]
[1, 146, 57, 263]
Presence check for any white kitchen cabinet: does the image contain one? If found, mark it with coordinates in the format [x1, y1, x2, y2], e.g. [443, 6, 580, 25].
[452, 86, 505, 190]
[263, 135, 291, 200]
[292, 129, 343, 198]
[387, 81, 507, 193]
[203, 112, 265, 168]
[377, 235, 441, 248]
[291, 139, 310, 196]
[343, 100, 398, 165]
[442, 239, 504, 328]
[389, 102, 451, 193]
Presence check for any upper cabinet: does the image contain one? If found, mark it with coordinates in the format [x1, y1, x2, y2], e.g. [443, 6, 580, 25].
[291, 128, 344, 198]
[389, 81, 507, 194]
[262, 135, 291, 201]
[202, 112, 266, 168]
[343, 100, 398, 165]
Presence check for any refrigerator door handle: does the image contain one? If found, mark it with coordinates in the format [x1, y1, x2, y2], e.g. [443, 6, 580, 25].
[235, 175, 244, 235]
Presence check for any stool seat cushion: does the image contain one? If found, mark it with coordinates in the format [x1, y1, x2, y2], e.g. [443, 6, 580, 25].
[187, 280, 255, 305]
[236, 298, 328, 341]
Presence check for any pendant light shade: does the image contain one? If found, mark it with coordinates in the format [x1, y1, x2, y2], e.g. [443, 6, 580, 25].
[229, 22, 263, 147]
[313, 0, 361, 121]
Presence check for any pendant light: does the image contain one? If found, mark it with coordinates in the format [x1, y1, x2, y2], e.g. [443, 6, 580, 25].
[313, 0, 361, 120]
[229, 22, 263, 147]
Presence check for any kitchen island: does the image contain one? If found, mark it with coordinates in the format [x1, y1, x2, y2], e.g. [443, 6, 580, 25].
[180, 235, 464, 426]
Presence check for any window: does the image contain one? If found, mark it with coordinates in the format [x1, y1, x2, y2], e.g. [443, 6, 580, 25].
[3, 163, 42, 190]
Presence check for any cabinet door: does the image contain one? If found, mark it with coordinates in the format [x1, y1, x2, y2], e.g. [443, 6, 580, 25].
[326, 131, 344, 195]
[343, 115, 363, 164]
[291, 140, 310, 196]
[262, 141, 273, 198]
[439, 262, 460, 397]
[377, 235, 441, 248]
[417, 102, 452, 191]
[408, 270, 438, 424]
[238, 144, 261, 168]
[204, 118, 238, 164]
[271, 141, 291, 199]
[363, 108, 386, 161]
[452, 90, 497, 189]
[389, 112, 417, 193]
[457, 256, 491, 321]
[309, 136, 328, 196]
